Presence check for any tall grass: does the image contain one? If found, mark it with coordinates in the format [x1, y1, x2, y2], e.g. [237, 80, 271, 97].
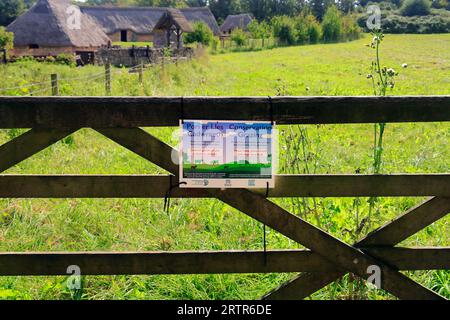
[0, 35, 448, 300]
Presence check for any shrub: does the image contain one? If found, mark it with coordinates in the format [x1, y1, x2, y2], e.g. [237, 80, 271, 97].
[341, 15, 362, 41]
[293, 13, 322, 45]
[305, 14, 322, 44]
[45, 56, 56, 63]
[248, 20, 262, 39]
[384, 13, 450, 32]
[230, 28, 247, 47]
[308, 21, 322, 44]
[400, 0, 432, 16]
[184, 22, 214, 46]
[0, 27, 14, 51]
[294, 18, 309, 44]
[210, 36, 219, 51]
[272, 16, 297, 45]
[322, 6, 342, 42]
[357, 7, 450, 33]
[55, 53, 76, 66]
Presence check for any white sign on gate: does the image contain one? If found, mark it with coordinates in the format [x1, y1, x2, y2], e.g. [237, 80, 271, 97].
[179, 120, 276, 188]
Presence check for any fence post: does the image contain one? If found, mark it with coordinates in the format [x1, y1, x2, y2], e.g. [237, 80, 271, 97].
[138, 64, 143, 84]
[105, 63, 111, 96]
[1, 49, 6, 64]
[161, 53, 165, 71]
[51, 74, 59, 96]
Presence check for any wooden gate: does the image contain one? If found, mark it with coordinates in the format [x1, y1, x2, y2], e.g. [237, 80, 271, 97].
[0, 96, 449, 300]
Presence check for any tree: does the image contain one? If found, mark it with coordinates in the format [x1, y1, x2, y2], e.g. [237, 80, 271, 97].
[337, 0, 356, 13]
[209, 0, 242, 21]
[247, 20, 271, 46]
[400, 0, 432, 16]
[241, 0, 273, 20]
[230, 28, 247, 46]
[0, 27, 14, 50]
[272, 15, 297, 45]
[310, 0, 334, 21]
[23, 0, 36, 9]
[186, 0, 208, 6]
[321, 5, 342, 42]
[184, 21, 214, 45]
[134, 0, 159, 5]
[0, 0, 24, 27]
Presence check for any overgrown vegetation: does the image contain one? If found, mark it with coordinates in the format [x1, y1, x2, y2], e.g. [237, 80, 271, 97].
[230, 28, 248, 46]
[0, 34, 448, 300]
[184, 22, 214, 46]
[400, 0, 432, 16]
[0, 27, 14, 51]
[357, 0, 450, 33]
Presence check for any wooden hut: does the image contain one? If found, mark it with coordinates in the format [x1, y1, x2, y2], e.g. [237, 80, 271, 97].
[81, 6, 220, 43]
[152, 9, 194, 49]
[7, 0, 111, 63]
[220, 14, 253, 35]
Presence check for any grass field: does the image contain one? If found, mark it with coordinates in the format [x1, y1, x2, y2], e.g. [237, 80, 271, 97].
[0, 34, 448, 300]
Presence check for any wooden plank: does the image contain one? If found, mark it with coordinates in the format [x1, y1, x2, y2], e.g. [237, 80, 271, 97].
[1, 174, 449, 198]
[262, 272, 344, 300]
[101, 129, 443, 300]
[264, 196, 450, 300]
[0, 175, 207, 198]
[0, 128, 79, 173]
[263, 247, 450, 299]
[0, 250, 335, 276]
[0, 96, 449, 128]
[363, 247, 450, 271]
[1, 248, 446, 276]
[358, 197, 450, 247]
[95, 128, 178, 175]
[216, 188, 443, 300]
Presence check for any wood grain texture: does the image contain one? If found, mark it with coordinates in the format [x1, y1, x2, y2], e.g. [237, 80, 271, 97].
[216, 188, 443, 300]
[358, 197, 450, 246]
[264, 197, 450, 300]
[0, 96, 448, 128]
[0, 248, 446, 276]
[100, 129, 443, 300]
[0, 128, 79, 173]
[0, 174, 448, 198]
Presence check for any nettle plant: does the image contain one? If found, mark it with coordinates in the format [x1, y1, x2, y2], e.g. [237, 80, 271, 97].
[365, 30, 407, 230]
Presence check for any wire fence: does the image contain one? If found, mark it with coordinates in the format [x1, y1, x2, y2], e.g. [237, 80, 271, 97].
[0, 62, 154, 96]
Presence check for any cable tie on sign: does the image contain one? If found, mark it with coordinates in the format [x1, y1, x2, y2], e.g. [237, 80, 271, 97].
[163, 175, 187, 213]
[263, 181, 270, 266]
[268, 96, 274, 125]
[180, 96, 185, 124]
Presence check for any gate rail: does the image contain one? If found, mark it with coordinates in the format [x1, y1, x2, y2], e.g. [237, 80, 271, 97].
[0, 96, 449, 300]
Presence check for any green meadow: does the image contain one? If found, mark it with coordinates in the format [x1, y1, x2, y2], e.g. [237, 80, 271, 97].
[0, 34, 448, 299]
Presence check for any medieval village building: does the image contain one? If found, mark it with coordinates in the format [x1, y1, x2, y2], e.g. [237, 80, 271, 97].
[219, 14, 253, 35]
[81, 6, 220, 44]
[152, 9, 193, 49]
[7, 0, 111, 62]
[6, 0, 220, 62]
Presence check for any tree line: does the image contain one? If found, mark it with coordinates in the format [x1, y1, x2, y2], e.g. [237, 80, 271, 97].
[1, 0, 448, 30]
[185, 5, 361, 51]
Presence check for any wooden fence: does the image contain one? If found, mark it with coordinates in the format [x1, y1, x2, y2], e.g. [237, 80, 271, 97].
[0, 96, 449, 300]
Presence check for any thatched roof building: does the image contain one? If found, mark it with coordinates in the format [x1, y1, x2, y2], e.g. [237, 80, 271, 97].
[220, 14, 253, 35]
[7, 0, 110, 60]
[153, 9, 193, 49]
[80, 6, 220, 43]
[6, 1, 219, 62]
[154, 9, 194, 33]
